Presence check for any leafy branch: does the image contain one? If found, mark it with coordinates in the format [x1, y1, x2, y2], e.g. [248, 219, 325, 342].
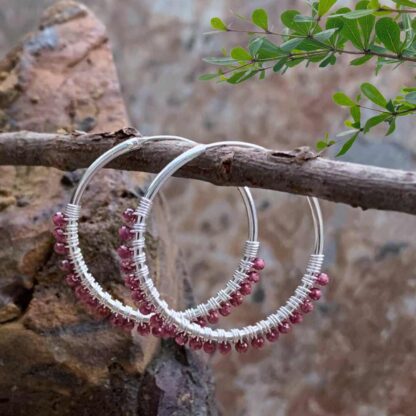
[202, 0, 416, 155]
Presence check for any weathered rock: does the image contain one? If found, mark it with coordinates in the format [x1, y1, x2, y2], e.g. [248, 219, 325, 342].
[0, 2, 216, 415]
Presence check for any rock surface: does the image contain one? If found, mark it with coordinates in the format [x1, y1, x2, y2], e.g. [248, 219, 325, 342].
[0, 2, 217, 415]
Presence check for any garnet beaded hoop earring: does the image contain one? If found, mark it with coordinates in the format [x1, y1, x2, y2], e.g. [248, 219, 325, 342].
[124, 141, 329, 354]
[52, 136, 265, 332]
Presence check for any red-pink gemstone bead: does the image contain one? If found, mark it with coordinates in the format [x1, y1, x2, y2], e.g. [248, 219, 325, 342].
[122, 319, 135, 331]
[152, 326, 164, 337]
[218, 302, 232, 317]
[300, 300, 314, 314]
[119, 225, 133, 241]
[53, 227, 66, 243]
[203, 341, 217, 354]
[218, 342, 231, 355]
[189, 337, 203, 350]
[65, 273, 79, 288]
[74, 285, 89, 300]
[316, 272, 329, 286]
[266, 329, 279, 342]
[235, 340, 249, 353]
[117, 245, 133, 259]
[137, 322, 151, 336]
[96, 305, 110, 317]
[248, 271, 260, 283]
[229, 292, 244, 307]
[163, 324, 177, 338]
[150, 314, 164, 328]
[139, 302, 154, 315]
[251, 336, 265, 349]
[193, 316, 207, 327]
[175, 333, 188, 346]
[59, 259, 74, 272]
[252, 257, 265, 271]
[239, 282, 252, 296]
[290, 311, 303, 324]
[124, 274, 139, 290]
[131, 289, 145, 303]
[278, 321, 291, 334]
[52, 212, 66, 227]
[120, 260, 135, 274]
[206, 310, 219, 324]
[122, 208, 138, 225]
[309, 287, 322, 301]
[54, 242, 67, 255]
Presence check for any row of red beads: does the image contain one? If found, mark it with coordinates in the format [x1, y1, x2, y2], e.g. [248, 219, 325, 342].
[118, 207, 265, 325]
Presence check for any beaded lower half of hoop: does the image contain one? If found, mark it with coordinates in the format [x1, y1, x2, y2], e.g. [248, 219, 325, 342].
[131, 197, 327, 349]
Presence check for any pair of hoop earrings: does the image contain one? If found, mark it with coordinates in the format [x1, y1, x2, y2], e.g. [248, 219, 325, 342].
[52, 136, 329, 354]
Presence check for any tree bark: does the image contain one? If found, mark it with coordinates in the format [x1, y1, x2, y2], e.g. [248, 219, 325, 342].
[0, 130, 415, 215]
[0, 2, 217, 415]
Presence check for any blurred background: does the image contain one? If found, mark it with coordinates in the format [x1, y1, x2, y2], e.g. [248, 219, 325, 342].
[1, 1, 416, 415]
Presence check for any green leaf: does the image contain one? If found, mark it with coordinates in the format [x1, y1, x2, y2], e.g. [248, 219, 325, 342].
[249, 38, 285, 59]
[318, 0, 338, 17]
[356, 1, 376, 48]
[198, 73, 219, 81]
[293, 15, 316, 23]
[405, 91, 416, 104]
[386, 99, 395, 112]
[350, 54, 373, 65]
[281, 10, 311, 35]
[341, 9, 376, 19]
[333, 91, 356, 106]
[280, 37, 304, 52]
[337, 132, 359, 156]
[273, 58, 288, 72]
[203, 56, 238, 65]
[361, 82, 387, 107]
[350, 105, 361, 123]
[392, 0, 416, 7]
[363, 113, 389, 132]
[314, 28, 338, 42]
[341, 17, 364, 49]
[375, 17, 402, 54]
[210, 17, 227, 31]
[386, 118, 396, 135]
[252, 8, 268, 31]
[226, 70, 258, 84]
[230, 47, 252, 61]
[319, 53, 336, 67]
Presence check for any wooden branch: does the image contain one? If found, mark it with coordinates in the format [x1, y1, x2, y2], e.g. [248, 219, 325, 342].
[1, 129, 415, 215]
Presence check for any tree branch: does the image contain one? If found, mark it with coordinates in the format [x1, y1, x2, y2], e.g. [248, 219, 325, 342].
[1, 129, 416, 215]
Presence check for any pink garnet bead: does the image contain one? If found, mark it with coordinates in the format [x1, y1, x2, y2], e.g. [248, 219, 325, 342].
[59, 259, 74, 272]
[52, 212, 66, 227]
[278, 321, 291, 334]
[266, 328, 279, 342]
[65, 274, 80, 288]
[54, 242, 67, 255]
[251, 337, 265, 349]
[300, 300, 314, 314]
[289, 311, 303, 324]
[139, 302, 154, 315]
[53, 228, 66, 243]
[194, 316, 207, 327]
[252, 258, 265, 271]
[248, 271, 260, 283]
[150, 314, 164, 328]
[239, 282, 252, 296]
[309, 287, 322, 301]
[218, 302, 232, 317]
[152, 326, 164, 337]
[218, 342, 232, 355]
[122, 208, 138, 225]
[235, 340, 249, 353]
[189, 337, 203, 350]
[175, 333, 188, 346]
[137, 323, 151, 336]
[229, 292, 244, 307]
[203, 341, 217, 354]
[120, 260, 135, 274]
[119, 225, 133, 241]
[96, 305, 110, 317]
[131, 289, 145, 303]
[206, 310, 219, 324]
[316, 272, 330, 286]
[117, 245, 133, 259]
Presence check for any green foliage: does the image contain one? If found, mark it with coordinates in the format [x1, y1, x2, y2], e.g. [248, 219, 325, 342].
[203, 1, 416, 155]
